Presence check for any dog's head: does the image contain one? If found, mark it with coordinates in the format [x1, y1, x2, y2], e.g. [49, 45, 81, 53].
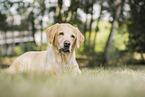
[46, 23, 84, 53]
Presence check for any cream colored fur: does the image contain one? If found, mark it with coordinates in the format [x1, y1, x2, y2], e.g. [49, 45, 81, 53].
[7, 23, 84, 75]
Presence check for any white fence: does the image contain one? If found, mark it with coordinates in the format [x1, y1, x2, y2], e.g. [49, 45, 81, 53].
[0, 31, 34, 56]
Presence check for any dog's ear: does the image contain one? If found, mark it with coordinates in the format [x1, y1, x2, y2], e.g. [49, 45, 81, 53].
[46, 23, 59, 44]
[75, 27, 84, 49]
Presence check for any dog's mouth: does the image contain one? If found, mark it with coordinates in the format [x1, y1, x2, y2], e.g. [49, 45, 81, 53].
[59, 40, 71, 53]
[59, 48, 70, 53]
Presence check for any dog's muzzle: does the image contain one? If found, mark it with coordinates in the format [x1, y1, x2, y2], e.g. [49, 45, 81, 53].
[59, 40, 70, 53]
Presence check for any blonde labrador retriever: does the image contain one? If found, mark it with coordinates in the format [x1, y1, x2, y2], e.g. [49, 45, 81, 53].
[7, 23, 84, 74]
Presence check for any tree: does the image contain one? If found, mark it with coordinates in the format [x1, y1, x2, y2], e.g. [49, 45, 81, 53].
[79, 0, 97, 52]
[92, 0, 103, 52]
[128, 0, 145, 61]
[104, 0, 124, 64]
[28, 11, 36, 45]
[0, 11, 8, 31]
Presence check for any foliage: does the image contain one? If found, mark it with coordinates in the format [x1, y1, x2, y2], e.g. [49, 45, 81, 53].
[0, 0, 145, 64]
[128, 0, 145, 53]
[0, 12, 8, 31]
[14, 46, 22, 56]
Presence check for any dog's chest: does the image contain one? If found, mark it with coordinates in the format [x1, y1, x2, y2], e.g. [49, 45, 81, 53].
[55, 55, 73, 71]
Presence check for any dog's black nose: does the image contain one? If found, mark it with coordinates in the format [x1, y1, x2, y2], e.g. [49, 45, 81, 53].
[64, 40, 70, 47]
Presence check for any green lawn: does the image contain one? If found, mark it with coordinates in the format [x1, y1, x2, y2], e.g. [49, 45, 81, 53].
[0, 67, 145, 97]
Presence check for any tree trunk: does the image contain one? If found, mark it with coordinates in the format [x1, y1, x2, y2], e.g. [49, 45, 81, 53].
[4, 30, 7, 56]
[55, 0, 63, 23]
[83, 14, 88, 51]
[104, 0, 122, 64]
[88, 2, 94, 52]
[88, 11, 93, 52]
[12, 27, 15, 56]
[40, 0, 45, 50]
[92, 2, 103, 52]
[140, 50, 145, 62]
[31, 11, 36, 45]
[20, 31, 24, 54]
[40, 18, 43, 50]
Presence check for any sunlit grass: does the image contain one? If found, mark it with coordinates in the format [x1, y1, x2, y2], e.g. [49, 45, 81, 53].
[0, 67, 145, 97]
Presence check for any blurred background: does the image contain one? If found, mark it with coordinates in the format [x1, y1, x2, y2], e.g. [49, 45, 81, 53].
[0, 0, 145, 68]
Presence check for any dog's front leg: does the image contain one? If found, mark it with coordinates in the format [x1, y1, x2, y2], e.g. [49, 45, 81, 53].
[72, 60, 81, 75]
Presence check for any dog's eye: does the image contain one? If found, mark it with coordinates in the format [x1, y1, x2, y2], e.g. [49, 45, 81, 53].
[71, 35, 75, 39]
[59, 32, 64, 35]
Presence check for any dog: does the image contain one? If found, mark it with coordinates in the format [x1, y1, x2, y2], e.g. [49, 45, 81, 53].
[7, 23, 84, 75]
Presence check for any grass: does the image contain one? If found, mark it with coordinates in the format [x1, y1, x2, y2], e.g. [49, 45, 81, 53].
[0, 67, 145, 97]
